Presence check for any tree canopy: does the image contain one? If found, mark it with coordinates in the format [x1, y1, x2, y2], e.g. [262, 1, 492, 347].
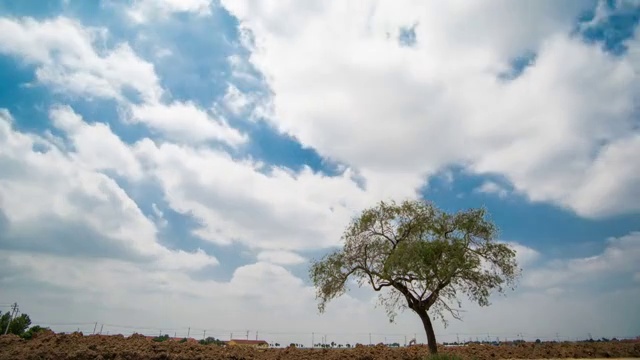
[1, 310, 50, 339]
[1, 312, 31, 336]
[309, 199, 520, 354]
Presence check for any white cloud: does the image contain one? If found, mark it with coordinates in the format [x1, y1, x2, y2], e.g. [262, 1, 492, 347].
[475, 181, 509, 199]
[0, 250, 372, 342]
[133, 139, 376, 251]
[221, 0, 640, 219]
[127, 100, 247, 146]
[127, 0, 213, 23]
[0, 16, 162, 102]
[523, 232, 640, 289]
[505, 242, 540, 268]
[49, 105, 143, 180]
[257, 250, 306, 265]
[0, 108, 216, 271]
[3, 238, 639, 344]
[151, 203, 168, 228]
[222, 83, 252, 116]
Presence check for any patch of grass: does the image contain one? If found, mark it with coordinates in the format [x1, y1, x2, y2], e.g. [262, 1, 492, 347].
[424, 353, 464, 360]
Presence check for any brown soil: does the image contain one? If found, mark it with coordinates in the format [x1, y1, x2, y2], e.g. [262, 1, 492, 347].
[1, 332, 638, 360]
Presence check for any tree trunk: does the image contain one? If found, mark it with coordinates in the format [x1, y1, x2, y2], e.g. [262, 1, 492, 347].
[417, 309, 438, 354]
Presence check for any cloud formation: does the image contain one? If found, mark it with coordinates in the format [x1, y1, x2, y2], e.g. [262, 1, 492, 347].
[222, 0, 640, 219]
[0, 0, 638, 345]
[0, 16, 162, 102]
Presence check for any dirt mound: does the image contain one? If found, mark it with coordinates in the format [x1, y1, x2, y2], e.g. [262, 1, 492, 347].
[0, 334, 638, 360]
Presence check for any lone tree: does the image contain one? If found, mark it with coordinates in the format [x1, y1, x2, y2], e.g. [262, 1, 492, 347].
[309, 199, 520, 354]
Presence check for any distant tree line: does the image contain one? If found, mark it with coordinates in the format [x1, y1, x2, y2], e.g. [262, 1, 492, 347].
[441, 338, 625, 346]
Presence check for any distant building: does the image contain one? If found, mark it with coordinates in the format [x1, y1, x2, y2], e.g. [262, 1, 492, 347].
[227, 339, 269, 348]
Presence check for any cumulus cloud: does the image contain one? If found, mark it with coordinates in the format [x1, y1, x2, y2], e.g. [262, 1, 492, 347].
[2, 236, 639, 343]
[222, 83, 253, 116]
[49, 105, 143, 180]
[0, 15, 248, 147]
[127, 100, 247, 146]
[0, 16, 162, 102]
[475, 181, 510, 199]
[221, 0, 640, 219]
[127, 0, 213, 23]
[132, 139, 375, 251]
[523, 232, 640, 289]
[505, 242, 541, 268]
[257, 250, 306, 265]
[0, 108, 217, 271]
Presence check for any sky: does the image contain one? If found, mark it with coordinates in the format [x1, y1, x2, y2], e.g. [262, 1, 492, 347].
[0, 0, 639, 347]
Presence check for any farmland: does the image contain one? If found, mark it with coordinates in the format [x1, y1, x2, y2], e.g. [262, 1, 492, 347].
[1, 331, 639, 360]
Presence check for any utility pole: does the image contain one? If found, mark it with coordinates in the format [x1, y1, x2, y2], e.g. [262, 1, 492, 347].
[230, 332, 232, 340]
[93, 322, 98, 335]
[369, 333, 371, 345]
[3, 303, 18, 335]
[99, 324, 103, 335]
[203, 330, 206, 340]
[457, 333, 460, 344]
[312, 332, 314, 347]
[187, 327, 190, 338]
[246, 330, 249, 340]
[404, 335, 407, 346]
[256, 331, 258, 340]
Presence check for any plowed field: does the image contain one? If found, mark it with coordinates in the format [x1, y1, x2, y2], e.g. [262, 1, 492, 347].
[1, 332, 638, 360]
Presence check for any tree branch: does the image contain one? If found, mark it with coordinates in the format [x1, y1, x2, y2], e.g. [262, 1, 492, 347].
[369, 230, 396, 248]
[438, 298, 463, 321]
[395, 218, 415, 246]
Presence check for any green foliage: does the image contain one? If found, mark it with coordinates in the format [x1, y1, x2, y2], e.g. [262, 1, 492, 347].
[21, 325, 50, 340]
[153, 334, 170, 342]
[0, 312, 32, 336]
[179, 338, 188, 343]
[310, 199, 519, 322]
[199, 337, 226, 346]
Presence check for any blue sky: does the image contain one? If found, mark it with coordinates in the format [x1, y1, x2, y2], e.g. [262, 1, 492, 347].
[0, 0, 639, 346]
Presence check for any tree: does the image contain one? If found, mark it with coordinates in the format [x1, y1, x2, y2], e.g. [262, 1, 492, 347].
[0, 312, 31, 336]
[21, 325, 50, 340]
[309, 199, 520, 354]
